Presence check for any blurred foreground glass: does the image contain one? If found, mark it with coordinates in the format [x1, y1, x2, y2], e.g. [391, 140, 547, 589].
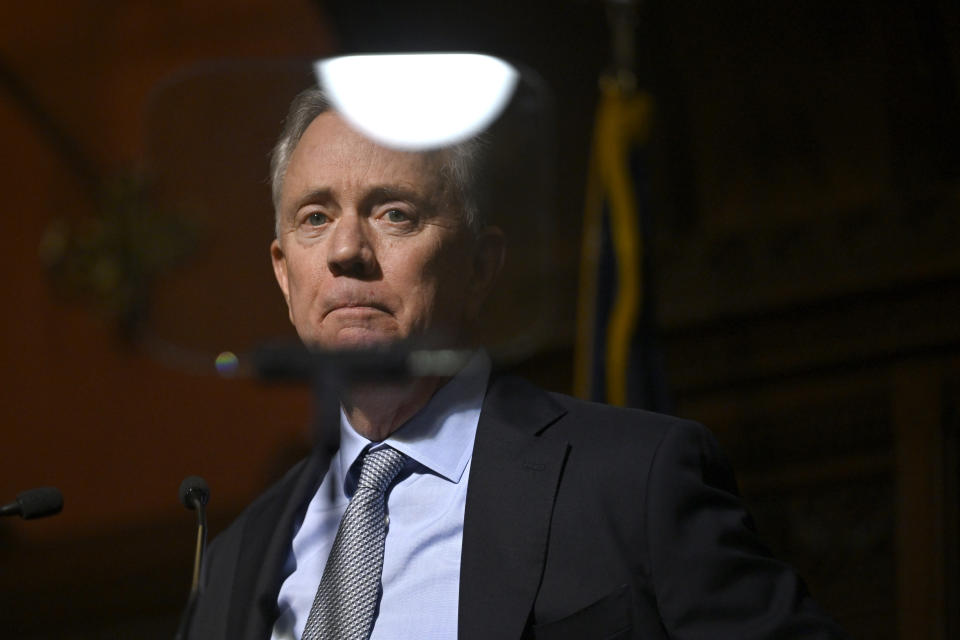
[141, 54, 557, 375]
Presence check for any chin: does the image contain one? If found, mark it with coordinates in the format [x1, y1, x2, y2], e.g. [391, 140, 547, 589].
[309, 329, 403, 351]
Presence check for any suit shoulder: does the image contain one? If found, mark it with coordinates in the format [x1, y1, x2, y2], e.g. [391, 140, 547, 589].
[545, 387, 704, 444]
[487, 374, 711, 452]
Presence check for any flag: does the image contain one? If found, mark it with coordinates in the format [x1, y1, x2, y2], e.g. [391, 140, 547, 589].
[574, 78, 670, 411]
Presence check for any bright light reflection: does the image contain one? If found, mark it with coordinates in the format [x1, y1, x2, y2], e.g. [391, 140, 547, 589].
[315, 53, 519, 150]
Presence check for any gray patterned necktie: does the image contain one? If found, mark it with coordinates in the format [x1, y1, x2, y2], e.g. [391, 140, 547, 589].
[301, 446, 407, 640]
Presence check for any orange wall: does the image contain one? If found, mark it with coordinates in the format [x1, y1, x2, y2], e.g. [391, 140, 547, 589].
[0, 1, 334, 539]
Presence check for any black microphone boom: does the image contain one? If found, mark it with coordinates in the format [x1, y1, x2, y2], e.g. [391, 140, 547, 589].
[0, 487, 63, 519]
[175, 476, 210, 640]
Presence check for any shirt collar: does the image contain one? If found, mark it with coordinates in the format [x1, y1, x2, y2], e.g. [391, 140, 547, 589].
[336, 350, 490, 488]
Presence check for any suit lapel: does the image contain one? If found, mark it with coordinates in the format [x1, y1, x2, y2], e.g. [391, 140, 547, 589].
[459, 376, 569, 640]
[227, 452, 328, 640]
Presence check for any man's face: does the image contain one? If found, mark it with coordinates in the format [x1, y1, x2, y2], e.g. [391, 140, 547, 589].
[271, 112, 499, 350]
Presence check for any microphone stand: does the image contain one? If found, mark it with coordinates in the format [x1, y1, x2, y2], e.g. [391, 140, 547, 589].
[175, 479, 208, 640]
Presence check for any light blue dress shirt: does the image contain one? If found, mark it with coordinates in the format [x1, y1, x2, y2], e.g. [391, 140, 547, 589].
[271, 351, 490, 640]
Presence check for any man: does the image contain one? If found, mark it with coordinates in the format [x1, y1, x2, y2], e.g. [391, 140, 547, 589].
[187, 88, 848, 639]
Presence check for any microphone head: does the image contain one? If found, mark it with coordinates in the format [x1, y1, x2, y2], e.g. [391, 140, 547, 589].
[17, 487, 64, 519]
[178, 476, 210, 510]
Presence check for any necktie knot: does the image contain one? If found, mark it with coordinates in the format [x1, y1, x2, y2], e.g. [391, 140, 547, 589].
[356, 447, 406, 494]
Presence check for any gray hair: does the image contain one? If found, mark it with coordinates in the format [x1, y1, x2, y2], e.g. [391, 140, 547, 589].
[269, 87, 485, 237]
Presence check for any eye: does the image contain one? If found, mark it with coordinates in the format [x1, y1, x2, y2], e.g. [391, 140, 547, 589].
[305, 212, 328, 226]
[385, 209, 409, 223]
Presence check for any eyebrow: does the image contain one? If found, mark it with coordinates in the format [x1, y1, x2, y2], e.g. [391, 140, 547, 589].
[292, 187, 334, 211]
[292, 185, 438, 212]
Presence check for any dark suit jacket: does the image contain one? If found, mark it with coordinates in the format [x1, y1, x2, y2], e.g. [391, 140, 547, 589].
[187, 375, 848, 639]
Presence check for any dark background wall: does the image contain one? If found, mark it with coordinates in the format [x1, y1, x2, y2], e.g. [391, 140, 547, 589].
[1, 1, 957, 638]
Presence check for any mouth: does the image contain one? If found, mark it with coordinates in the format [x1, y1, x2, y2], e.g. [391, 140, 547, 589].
[324, 302, 391, 319]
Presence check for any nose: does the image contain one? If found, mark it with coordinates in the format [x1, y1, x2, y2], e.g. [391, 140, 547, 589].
[327, 213, 377, 278]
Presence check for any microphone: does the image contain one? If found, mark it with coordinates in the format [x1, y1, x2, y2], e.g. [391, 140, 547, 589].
[0, 487, 63, 519]
[175, 476, 209, 640]
[179, 475, 209, 512]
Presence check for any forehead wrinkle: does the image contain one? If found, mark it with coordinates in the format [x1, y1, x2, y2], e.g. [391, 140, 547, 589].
[282, 112, 458, 220]
[304, 152, 445, 205]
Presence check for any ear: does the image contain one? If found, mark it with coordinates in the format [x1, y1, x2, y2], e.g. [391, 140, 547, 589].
[270, 238, 294, 323]
[466, 226, 505, 317]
